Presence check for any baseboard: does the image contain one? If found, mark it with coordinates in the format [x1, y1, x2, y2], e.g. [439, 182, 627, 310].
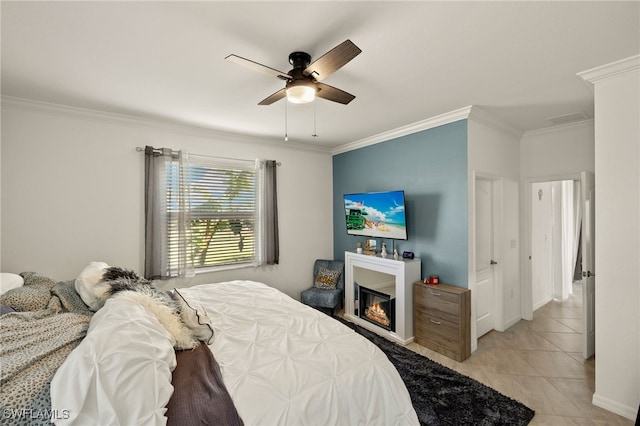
[503, 315, 522, 330]
[592, 392, 638, 421]
[532, 296, 552, 312]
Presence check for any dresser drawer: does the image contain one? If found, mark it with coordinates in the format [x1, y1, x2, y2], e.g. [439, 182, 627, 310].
[414, 310, 461, 353]
[415, 283, 460, 305]
[414, 285, 461, 324]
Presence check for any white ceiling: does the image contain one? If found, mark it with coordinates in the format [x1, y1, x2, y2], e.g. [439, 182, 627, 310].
[2, 1, 639, 150]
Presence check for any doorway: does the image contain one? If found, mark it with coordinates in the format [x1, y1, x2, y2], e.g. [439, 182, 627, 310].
[524, 172, 595, 359]
[530, 180, 580, 309]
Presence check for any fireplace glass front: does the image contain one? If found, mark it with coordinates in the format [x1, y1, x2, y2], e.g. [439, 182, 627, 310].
[359, 286, 395, 332]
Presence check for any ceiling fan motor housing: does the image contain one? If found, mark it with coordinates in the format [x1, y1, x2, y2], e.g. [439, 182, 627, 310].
[288, 51, 312, 69]
[286, 52, 317, 102]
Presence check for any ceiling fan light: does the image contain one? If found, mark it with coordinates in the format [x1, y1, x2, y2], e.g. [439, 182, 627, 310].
[286, 84, 316, 104]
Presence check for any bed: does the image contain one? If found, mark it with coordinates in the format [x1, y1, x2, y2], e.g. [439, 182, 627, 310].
[1, 274, 419, 425]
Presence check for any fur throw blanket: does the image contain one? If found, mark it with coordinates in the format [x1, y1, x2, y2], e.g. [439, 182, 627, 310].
[78, 265, 213, 350]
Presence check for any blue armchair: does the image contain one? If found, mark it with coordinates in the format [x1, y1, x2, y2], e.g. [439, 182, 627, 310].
[300, 259, 345, 316]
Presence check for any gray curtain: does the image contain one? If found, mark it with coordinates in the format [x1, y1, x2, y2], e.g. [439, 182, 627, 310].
[144, 146, 170, 280]
[264, 160, 279, 265]
[144, 146, 193, 280]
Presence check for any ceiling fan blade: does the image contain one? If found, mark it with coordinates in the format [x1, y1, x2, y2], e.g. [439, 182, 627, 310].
[258, 88, 286, 105]
[303, 40, 362, 82]
[315, 82, 355, 105]
[225, 54, 292, 81]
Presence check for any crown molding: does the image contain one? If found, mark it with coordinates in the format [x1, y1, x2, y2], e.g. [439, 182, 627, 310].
[467, 106, 523, 140]
[331, 105, 473, 155]
[577, 55, 640, 90]
[1, 96, 331, 154]
[523, 118, 594, 138]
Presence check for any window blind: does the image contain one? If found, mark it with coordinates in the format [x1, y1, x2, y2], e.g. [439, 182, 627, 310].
[166, 157, 258, 271]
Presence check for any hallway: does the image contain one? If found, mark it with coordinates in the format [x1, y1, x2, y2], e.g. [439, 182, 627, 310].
[406, 282, 633, 424]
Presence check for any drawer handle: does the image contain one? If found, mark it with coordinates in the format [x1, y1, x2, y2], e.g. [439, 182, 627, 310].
[428, 290, 442, 296]
[430, 319, 442, 325]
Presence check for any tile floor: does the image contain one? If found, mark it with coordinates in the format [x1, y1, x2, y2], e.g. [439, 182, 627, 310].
[404, 282, 633, 425]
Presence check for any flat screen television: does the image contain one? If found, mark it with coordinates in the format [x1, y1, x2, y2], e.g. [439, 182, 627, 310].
[343, 190, 408, 240]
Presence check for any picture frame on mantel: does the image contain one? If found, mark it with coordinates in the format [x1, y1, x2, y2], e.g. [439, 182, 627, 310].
[364, 239, 377, 255]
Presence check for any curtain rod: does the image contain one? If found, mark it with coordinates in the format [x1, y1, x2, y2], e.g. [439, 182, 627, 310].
[135, 146, 280, 166]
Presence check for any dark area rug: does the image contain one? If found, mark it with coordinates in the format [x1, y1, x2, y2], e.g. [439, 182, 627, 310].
[337, 318, 535, 426]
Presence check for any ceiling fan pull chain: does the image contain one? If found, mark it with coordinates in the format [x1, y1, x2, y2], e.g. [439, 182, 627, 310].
[284, 101, 288, 142]
[312, 102, 318, 138]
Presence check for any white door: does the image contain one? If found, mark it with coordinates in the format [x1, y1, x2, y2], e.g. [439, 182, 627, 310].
[581, 171, 595, 359]
[475, 178, 495, 337]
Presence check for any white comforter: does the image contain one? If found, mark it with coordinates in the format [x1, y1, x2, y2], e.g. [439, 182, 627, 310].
[51, 280, 418, 425]
[180, 280, 419, 426]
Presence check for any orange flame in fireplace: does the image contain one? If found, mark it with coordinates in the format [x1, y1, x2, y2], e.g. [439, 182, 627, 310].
[365, 303, 391, 327]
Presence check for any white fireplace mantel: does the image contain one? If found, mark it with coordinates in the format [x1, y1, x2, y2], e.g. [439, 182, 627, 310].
[344, 251, 421, 345]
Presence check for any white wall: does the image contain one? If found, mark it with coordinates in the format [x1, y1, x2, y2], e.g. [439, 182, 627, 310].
[580, 56, 640, 420]
[0, 98, 335, 299]
[521, 121, 595, 179]
[467, 108, 521, 348]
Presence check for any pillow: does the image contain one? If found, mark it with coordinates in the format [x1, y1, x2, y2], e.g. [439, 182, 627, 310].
[0, 272, 56, 311]
[314, 267, 341, 289]
[74, 261, 110, 311]
[50, 295, 177, 426]
[173, 288, 214, 345]
[0, 273, 24, 296]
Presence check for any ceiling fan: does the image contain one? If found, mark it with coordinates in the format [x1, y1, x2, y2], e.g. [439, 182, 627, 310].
[226, 39, 362, 106]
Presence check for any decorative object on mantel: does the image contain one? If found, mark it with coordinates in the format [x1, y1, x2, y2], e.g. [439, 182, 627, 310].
[356, 242, 363, 254]
[364, 239, 376, 255]
[380, 242, 388, 257]
[337, 318, 535, 426]
[402, 251, 414, 259]
[393, 249, 399, 260]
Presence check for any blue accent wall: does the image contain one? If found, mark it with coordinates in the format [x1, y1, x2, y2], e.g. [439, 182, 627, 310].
[333, 120, 469, 288]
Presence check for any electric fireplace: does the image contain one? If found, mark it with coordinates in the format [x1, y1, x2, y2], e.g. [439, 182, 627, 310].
[359, 286, 395, 332]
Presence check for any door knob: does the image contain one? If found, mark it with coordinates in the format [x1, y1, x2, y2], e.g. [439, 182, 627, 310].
[490, 260, 498, 265]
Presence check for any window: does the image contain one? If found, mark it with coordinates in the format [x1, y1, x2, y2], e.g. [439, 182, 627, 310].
[166, 159, 258, 271]
[144, 146, 278, 280]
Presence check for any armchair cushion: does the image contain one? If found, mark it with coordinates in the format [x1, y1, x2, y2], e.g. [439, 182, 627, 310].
[313, 267, 341, 290]
[300, 287, 344, 310]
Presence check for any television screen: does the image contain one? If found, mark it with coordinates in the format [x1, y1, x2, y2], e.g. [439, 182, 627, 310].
[343, 190, 408, 240]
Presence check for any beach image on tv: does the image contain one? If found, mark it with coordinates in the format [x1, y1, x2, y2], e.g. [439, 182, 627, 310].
[343, 191, 408, 240]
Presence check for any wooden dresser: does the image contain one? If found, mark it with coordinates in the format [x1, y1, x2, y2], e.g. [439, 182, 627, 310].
[414, 281, 471, 362]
